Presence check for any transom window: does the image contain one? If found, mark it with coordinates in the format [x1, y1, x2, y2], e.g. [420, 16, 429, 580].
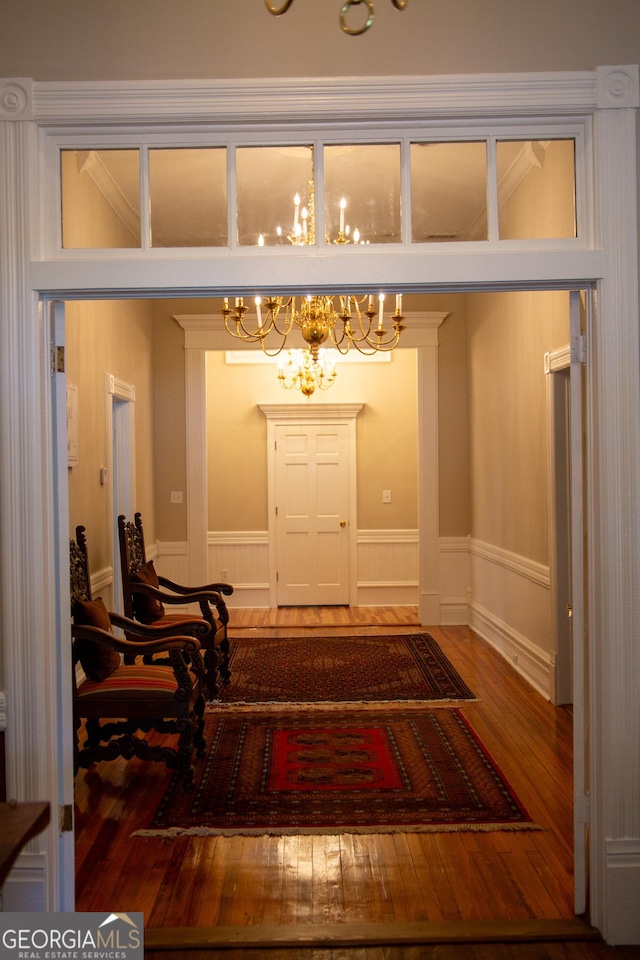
[59, 135, 577, 251]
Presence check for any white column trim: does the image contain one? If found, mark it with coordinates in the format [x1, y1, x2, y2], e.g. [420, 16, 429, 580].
[589, 96, 640, 942]
[184, 346, 208, 584]
[0, 115, 61, 907]
[417, 316, 447, 624]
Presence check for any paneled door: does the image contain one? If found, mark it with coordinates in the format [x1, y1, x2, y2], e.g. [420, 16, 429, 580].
[274, 421, 350, 605]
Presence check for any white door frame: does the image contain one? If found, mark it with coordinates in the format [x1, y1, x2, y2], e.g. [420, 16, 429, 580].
[1, 69, 639, 943]
[106, 374, 136, 613]
[260, 403, 363, 607]
[545, 344, 573, 705]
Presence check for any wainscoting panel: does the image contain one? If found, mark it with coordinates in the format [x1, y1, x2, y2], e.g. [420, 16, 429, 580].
[468, 538, 553, 699]
[162, 532, 473, 616]
[155, 541, 189, 585]
[201, 530, 421, 608]
[90, 564, 114, 612]
[207, 532, 270, 608]
[438, 536, 470, 624]
[356, 530, 419, 606]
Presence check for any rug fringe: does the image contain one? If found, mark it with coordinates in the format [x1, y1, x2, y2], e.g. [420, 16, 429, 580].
[207, 698, 477, 712]
[131, 823, 541, 839]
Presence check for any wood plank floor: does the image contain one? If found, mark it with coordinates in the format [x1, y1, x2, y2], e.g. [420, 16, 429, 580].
[73, 607, 634, 956]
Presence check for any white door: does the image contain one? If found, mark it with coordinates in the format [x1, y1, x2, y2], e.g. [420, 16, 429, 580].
[275, 422, 350, 605]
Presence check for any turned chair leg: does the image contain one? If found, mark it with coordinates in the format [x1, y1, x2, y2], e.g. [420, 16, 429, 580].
[218, 634, 231, 685]
[203, 648, 220, 700]
[176, 717, 196, 789]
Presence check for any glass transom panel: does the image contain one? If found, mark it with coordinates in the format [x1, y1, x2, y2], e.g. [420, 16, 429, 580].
[61, 149, 141, 249]
[149, 148, 227, 247]
[324, 143, 401, 245]
[236, 145, 314, 247]
[411, 142, 488, 242]
[497, 139, 576, 240]
[59, 136, 579, 250]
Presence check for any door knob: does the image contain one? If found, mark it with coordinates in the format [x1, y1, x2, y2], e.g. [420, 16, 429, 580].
[566, 603, 573, 618]
[340, 520, 347, 527]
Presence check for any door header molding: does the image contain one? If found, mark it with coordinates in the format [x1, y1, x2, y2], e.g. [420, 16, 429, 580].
[259, 403, 364, 422]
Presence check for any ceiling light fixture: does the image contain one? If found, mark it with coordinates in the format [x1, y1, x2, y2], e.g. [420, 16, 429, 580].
[278, 349, 338, 397]
[222, 294, 405, 359]
[265, 0, 408, 37]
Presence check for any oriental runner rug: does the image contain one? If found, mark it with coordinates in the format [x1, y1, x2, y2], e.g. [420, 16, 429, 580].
[133, 707, 537, 837]
[218, 633, 475, 703]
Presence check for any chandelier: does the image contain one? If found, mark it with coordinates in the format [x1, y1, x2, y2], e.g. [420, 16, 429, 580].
[265, 0, 409, 36]
[222, 294, 405, 359]
[278, 349, 338, 397]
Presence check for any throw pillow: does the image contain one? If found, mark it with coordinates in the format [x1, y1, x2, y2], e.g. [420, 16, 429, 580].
[130, 560, 165, 623]
[73, 598, 120, 682]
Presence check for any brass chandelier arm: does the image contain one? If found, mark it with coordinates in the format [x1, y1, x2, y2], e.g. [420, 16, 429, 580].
[331, 296, 405, 354]
[220, 294, 405, 358]
[264, 0, 296, 15]
[340, 1, 375, 36]
[265, 0, 408, 35]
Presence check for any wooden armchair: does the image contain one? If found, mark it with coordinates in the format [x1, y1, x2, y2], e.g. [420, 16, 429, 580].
[117, 512, 233, 698]
[70, 527, 207, 788]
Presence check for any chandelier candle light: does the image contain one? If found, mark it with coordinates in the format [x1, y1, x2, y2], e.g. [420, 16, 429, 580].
[221, 294, 405, 360]
[278, 349, 338, 398]
[259, 189, 363, 246]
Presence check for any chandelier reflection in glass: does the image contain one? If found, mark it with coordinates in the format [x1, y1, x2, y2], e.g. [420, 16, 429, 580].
[258, 187, 364, 247]
[265, 0, 409, 36]
[278, 349, 338, 398]
[222, 293, 405, 360]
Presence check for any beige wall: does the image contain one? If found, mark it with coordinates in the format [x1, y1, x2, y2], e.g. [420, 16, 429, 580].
[66, 299, 157, 574]
[466, 289, 569, 565]
[2, 0, 639, 81]
[204, 344, 419, 532]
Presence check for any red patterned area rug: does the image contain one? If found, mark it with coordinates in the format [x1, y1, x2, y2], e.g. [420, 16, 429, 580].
[218, 633, 475, 703]
[133, 707, 537, 837]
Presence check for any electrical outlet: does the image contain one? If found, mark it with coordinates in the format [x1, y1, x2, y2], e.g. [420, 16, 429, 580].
[221, 569, 228, 580]
[382, 489, 392, 503]
[170, 490, 183, 504]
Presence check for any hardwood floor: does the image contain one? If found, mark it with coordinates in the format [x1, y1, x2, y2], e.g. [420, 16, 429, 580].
[74, 607, 633, 956]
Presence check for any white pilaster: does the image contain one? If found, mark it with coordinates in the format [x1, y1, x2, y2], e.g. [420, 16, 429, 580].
[591, 64, 640, 944]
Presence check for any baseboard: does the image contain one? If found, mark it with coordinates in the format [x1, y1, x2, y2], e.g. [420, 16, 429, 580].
[1, 853, 47, 911]
[356, 583, 419, 606]
[469, 601, 553, 699]
[605, 840, 640, 943]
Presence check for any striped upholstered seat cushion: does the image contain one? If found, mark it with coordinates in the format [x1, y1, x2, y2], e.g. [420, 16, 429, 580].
[77, 664, 194, 701]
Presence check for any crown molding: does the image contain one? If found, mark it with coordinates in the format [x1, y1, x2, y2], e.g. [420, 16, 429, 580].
[12, 71, 609, 129]
[2, 68, 636, 129]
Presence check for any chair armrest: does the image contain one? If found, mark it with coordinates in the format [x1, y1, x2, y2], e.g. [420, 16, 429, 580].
[129, 582, 226, 607]
[128, 583, 229, 629]
[158, 575, 234, 597]
[71, 623, 202, 659]
[107, 609, 211, 640]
